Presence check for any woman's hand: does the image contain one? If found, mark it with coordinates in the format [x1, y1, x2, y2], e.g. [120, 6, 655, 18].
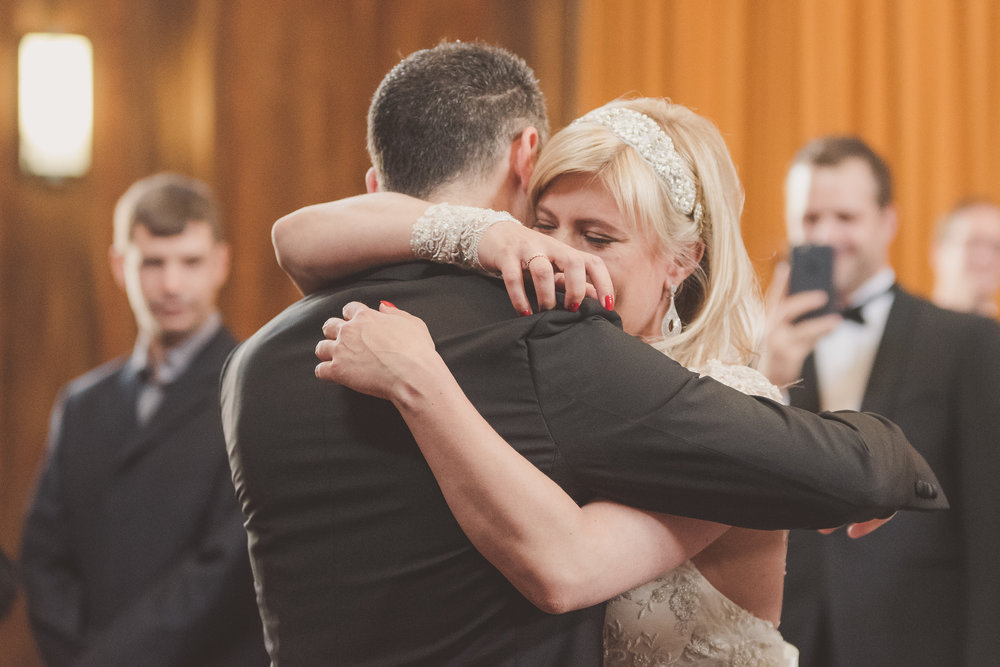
[477, 221, 616, 315]
[314, 301, 726, 615]
[315, 301, 446, 403]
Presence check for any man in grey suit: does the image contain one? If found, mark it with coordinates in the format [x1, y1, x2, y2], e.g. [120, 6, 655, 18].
[222, 43, 945, 666]
[21, 174, 267, 667]
[764, 136, 1000, 666]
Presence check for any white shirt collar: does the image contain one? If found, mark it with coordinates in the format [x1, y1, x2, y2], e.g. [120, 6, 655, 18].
[128, 312, 222, 384]
[844, 268, 896, 308]
[814, 268, 897, 411]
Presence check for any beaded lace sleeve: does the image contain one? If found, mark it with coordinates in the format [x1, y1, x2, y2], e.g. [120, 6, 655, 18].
[410, 202, 520, 275]
[697, 359, 783, 402]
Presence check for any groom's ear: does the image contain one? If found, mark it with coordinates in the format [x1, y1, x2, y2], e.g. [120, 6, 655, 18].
[510, 127, 540, 192]
[365, 167, 380, 194]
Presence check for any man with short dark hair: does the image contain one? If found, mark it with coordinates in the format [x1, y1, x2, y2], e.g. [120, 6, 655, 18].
[365, 41, 549, 201]
[762, 136, 1000, 666]
[21, 173, 267, 667]
[223, 46, 944, 665]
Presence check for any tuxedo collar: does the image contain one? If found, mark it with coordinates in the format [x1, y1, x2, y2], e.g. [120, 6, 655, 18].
[793, 285, 911, 414]
[841, 268, 896, 309]
[839, 282, 900, 324]
[860, 287, 918, 415]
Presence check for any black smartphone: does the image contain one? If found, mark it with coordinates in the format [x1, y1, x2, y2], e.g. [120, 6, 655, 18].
[788, 244, 835, 320]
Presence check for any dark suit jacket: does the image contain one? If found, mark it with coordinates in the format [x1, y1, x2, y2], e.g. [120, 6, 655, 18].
[0, 546, 15, 621]
[21, 327, 268, 667]
[221, 263, 945, 666]
[781, 288, 1000, 666]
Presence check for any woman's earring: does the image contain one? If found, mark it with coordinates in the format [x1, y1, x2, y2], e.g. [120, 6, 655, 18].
[661, 284, 682, 338]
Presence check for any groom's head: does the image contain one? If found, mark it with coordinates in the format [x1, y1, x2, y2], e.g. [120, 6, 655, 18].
[366, 41, 548, 219]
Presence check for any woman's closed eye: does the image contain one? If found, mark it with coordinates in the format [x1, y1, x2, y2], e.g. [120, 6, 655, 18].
[531, 215, 621, 249]
[532, 220, 557, 234]
[583, 233, 615, 248]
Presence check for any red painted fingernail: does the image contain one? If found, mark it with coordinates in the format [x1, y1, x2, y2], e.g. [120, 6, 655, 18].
[380, 300, 396, 309]
[604, 295, 614, 310]
[520, 309, 532, 317]
[568, 302, 580, 312]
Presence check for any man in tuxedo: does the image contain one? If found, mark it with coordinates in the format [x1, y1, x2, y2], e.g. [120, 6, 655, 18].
[221, 43, 945, 666]
[21, 174, 268, 666]
[764, 136, 1000, 666]
[931, 197, 1000, 318]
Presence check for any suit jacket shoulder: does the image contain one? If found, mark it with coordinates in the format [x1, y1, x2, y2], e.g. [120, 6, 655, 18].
[864, 289, 1000, 414]
[57, 326, 235, 407]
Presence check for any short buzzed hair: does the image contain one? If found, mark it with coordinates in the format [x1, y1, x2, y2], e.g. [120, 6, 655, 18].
[367, 41, 549, 199]
[790, 136, 894, 208]
[113, 172, 223, 250]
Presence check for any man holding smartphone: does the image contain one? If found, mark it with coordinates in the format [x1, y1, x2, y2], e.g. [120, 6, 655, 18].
[760, 136, 1000, 666]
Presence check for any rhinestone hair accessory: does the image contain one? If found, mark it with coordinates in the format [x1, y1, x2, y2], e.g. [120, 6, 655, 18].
[574, 107, 704, 225]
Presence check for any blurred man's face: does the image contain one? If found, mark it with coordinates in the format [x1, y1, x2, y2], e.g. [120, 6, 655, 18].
[112, 221, 229, 348]
[786, 158, 896, 300]
[933, 204, 1000, 302]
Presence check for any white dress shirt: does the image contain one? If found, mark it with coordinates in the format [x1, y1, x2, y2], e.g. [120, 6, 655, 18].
[814, 269, 896, 411]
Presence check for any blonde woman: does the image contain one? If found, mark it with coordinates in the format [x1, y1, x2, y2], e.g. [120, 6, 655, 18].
[281, 99, 808, 664]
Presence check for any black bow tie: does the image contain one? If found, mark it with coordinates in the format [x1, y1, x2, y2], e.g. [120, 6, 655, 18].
[840, 304, 866, 324]
[839, 283, 898, 325]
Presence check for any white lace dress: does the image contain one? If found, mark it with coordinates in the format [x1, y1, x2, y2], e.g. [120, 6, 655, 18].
[603, 361, 799, 666]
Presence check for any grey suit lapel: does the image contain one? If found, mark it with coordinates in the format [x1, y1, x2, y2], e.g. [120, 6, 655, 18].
[115, 364, 142, 432]
[86, 365, 144, 486]
[114, 329, 234, 469]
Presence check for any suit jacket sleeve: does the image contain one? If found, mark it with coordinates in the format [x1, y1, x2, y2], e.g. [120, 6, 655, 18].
[21, 388, 87, 666]
[955, 318, 1000, 663]
[527, 305, 946, 529]
[70, 458, 255, 667]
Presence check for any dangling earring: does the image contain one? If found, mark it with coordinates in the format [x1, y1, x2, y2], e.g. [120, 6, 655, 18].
[661, 284, 682, 338]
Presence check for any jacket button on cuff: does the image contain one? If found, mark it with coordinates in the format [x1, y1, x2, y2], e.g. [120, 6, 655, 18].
[915, 479, 938, 499]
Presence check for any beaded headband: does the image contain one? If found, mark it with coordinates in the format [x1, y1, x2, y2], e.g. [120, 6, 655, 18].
[573, 106, 704, 225]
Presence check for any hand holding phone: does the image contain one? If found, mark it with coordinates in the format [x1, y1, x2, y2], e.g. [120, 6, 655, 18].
[788, 244, 835, 321]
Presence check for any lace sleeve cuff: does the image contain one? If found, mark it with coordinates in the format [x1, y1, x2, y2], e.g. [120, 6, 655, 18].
[410, 202, 520, 275]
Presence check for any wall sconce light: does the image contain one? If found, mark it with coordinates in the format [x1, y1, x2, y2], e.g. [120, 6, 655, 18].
[18, 32, 94, 179]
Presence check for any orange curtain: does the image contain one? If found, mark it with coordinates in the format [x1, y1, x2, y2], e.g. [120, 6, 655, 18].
[570, 0, 1000, 299]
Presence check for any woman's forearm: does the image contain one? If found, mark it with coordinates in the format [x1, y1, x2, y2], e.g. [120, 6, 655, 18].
[390, 351, 727, 613]
[272, 193, 429, 294]
[275, 195, 615, 316]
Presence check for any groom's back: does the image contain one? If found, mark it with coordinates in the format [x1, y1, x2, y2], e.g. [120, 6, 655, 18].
[221, 263, 604, 666]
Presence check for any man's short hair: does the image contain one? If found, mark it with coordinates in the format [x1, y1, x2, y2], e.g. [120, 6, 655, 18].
[367, 40, 549, 199]
[113, 172, 223, 250]
[791, 135, 893, 208]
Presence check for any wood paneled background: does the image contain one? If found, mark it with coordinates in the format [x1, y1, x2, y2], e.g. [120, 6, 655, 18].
[2, 1, 998, 663]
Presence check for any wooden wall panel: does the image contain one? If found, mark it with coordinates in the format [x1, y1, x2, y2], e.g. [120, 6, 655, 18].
[0, 2, 574, 664]
[574, 0, 1000, 306]
[1, 3, 211, 662]
[212, 0, 577, 338]
[6, 2, 997, 664]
